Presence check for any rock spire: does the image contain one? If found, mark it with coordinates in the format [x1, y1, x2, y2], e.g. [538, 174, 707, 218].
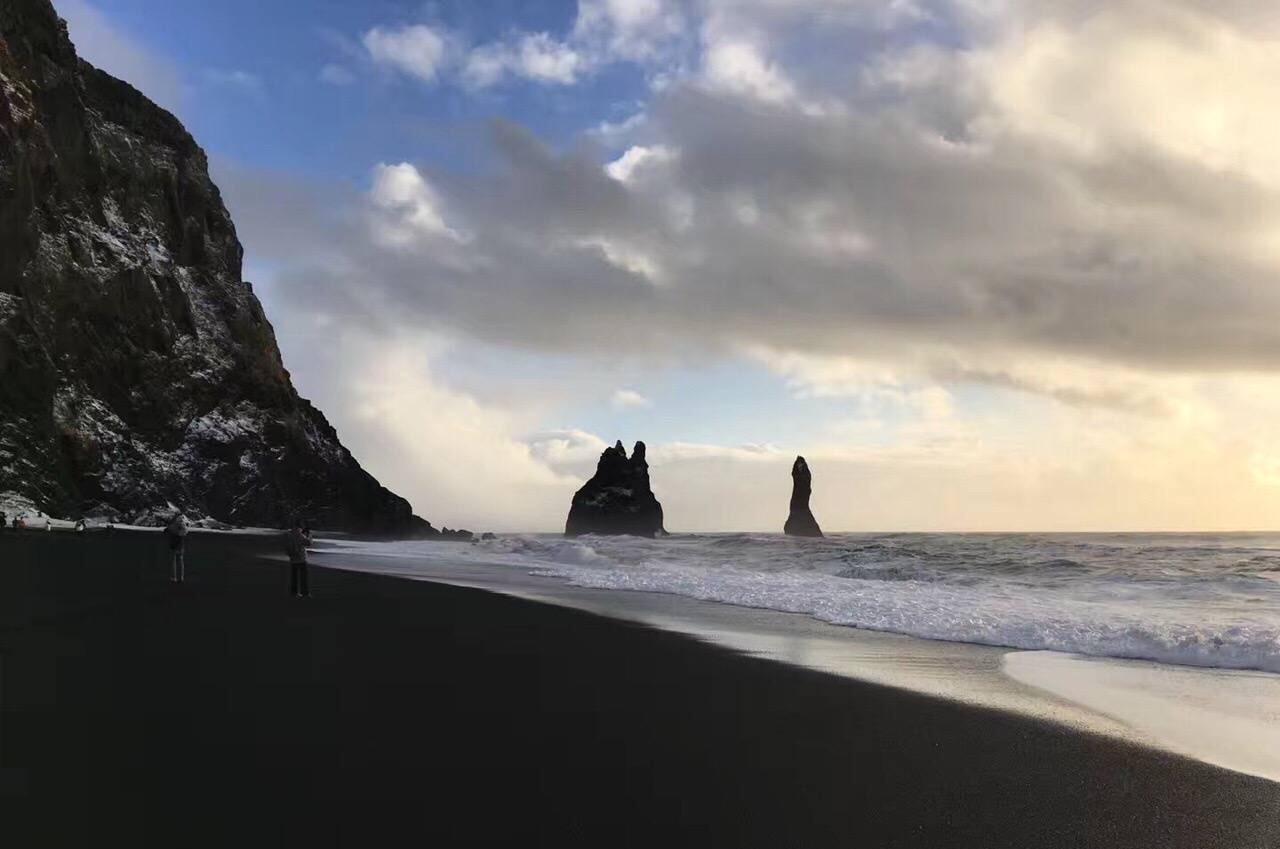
[783, 456, 823, 538]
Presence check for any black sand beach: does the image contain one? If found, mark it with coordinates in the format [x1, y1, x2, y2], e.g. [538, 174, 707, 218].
[1, 530, 1277, 848]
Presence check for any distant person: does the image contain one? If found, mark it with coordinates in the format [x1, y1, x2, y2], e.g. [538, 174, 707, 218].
[285, 519, 311, 598]
[15, 516, 25, 530]
[165, 513, 189, 583]
[0, 511, 6, 529]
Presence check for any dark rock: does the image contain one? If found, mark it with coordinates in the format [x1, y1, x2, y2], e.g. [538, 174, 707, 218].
[783, 456, 823, 538]
[566, 440, 665, 537]
[0, 0, 438, 534]
[438, 527, 473, 541]
[480, 532, 496, 541]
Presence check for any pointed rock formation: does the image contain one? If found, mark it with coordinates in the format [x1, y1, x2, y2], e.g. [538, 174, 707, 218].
[565, 440, 665, 537]
[784, 456, 823, 538]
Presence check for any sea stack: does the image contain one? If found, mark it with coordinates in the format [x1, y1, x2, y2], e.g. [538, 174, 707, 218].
[784, 456, 823, 538]
[565, 440, 665, 537]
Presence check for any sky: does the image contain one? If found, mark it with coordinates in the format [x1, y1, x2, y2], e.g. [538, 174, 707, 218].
[58, 0, 1280, 532]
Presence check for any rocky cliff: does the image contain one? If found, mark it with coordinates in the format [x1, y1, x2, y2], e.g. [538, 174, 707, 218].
[565, 440, 665, 537]
[0, 0, 436, 533]
[783, 456, 822, 538]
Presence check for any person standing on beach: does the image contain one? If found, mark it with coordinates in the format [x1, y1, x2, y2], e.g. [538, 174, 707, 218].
[285, 519, 311, 598]
[165, 513, 189, 583]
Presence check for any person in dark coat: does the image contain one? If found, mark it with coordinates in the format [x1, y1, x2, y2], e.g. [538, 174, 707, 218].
[165, 513, 189, 583]
[285, 519, 311, 598]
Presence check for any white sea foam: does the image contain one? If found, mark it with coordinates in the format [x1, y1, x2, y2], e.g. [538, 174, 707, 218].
[1004, 651, 1280, 781]
[322, 532, 1280, 675]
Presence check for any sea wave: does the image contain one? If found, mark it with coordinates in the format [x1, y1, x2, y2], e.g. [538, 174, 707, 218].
[333, 532, 1280, 674]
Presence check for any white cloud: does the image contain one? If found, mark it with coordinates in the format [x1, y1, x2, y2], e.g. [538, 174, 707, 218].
[359, 0, 688, 94]
[649, 441, 783, 463]
[368, 162, 468, 246]
[575, 236, 665, 283]
[319, 63, 356, 86]
[981, 3, 1280, 189]
[605, 144, 676, 182]
[752, 349, 955, 419]
[526, 429, 610, 476]
[363, 24, 449, 82]
[460, 45, 507, 88]
[203, 69, 264, 97]
[573, 0, 688, 62]
[515, 33, 585, 83]
[610, 388, 652, 409]
[335, 343, 576, 532]
[701, 37, 798, 104]
[749, 346, 1191, 419]
[464, 32, 584, 87]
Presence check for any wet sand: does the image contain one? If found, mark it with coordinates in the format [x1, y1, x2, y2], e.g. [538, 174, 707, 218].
[1, 529, 1277, 847]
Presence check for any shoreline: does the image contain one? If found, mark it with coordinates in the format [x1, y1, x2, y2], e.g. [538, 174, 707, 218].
[2, 530, 1277, 847]
[315, 536, 1280, 783]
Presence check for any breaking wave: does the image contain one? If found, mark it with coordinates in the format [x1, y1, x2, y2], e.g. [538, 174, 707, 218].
[337, 532, 1280, 674]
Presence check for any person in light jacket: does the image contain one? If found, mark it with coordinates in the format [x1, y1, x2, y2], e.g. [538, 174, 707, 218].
[285, 519, 311, 598]
[165, 513, 189, 583]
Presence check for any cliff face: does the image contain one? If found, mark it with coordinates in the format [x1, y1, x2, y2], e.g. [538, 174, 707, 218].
[0, 0, 432, 532]
[565, 440, 665, 538]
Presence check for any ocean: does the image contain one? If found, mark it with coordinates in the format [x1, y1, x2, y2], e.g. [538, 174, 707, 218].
[338, 531, 1280, 674]
[318, 531, 1280, 780]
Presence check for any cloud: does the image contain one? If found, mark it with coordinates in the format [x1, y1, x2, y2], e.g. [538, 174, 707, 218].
[319, 63, 356, 86]
[262, 329, 582, 532]
[202, 68, 265, 99]
[368, 163, 469, 246]
[573, 0, 689, 63]
[605, 144, 676, 182]
[240, 48, 1280, 378]
[649, 441, 783, 463]
[701, 37, 798, 104]
[526, 429, 610, 477]
[750, 347, 1183, 418]
[59, 0, 184, 111]
[271, 329, 1280, 532]
[360, 0, 691, 92]
[214, 1, 1280, 530]
[363, 24, 449, 82]
[610, 388, 652, 409]
[365, 24, 586, 90]
[464, 32, 585, 87]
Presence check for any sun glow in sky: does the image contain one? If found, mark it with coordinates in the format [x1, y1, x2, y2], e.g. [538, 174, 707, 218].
[62, 0, 1280, 532]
